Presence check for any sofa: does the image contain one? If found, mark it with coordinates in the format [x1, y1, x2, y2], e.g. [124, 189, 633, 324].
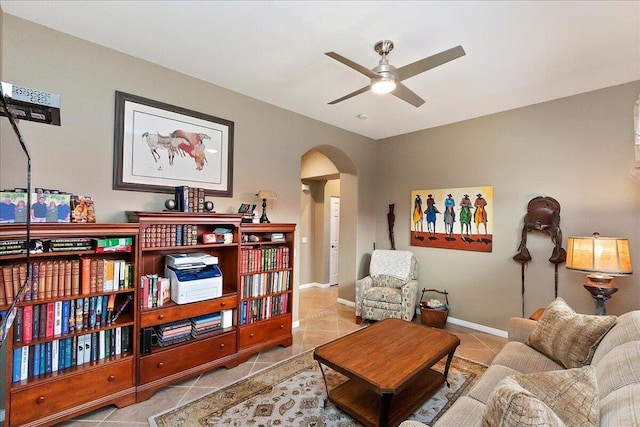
[400, 297, 640, 427]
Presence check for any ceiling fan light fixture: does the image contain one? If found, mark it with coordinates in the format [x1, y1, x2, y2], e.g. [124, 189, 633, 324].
[371, 76, 396, 94]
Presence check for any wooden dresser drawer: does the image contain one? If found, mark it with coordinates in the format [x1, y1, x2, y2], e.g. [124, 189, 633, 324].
[139, 332, 236, 384]
[141, 295, 237, 328]
[239, 314, 292, 348]
[10, 359, 134, 426]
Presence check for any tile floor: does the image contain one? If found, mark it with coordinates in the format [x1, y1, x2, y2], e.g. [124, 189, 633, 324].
[53, 286, 506, 426]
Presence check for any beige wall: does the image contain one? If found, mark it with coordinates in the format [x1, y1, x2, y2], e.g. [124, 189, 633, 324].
[0, 15, 379, 326]
[1, 13, 638, 334]
[376, 81, 640, 329]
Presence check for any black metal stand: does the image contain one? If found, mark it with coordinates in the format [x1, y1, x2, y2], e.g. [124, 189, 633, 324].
[259, 198, 270, 223]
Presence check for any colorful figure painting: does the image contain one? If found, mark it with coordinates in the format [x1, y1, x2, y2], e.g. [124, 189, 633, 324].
[411, 186, 493, 252]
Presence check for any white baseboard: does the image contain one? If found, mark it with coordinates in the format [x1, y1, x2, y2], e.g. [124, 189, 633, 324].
[292, 320, 300, 329]
[0, 408, 4, 423]
[447, 316, 507, 338]
[337, 297, 355, 307]
[299, 282, 331, 289]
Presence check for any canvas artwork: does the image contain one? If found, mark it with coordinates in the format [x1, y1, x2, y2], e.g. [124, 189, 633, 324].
[410, 186, 493, 252]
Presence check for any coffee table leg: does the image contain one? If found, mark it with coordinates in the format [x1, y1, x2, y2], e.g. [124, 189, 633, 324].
[316, 361, 330, 408]
[379, 392, 393, 427]
[443, 350, 456, 387]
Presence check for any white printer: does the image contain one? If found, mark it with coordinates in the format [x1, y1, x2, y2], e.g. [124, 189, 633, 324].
[165, 253, 222, 304]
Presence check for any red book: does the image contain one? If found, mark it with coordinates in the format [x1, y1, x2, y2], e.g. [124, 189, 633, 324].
[140, 275, 149, 309]
[81, 258, 91, 295]
[46, 301, 55, 338]
[22, 305, 33, 342]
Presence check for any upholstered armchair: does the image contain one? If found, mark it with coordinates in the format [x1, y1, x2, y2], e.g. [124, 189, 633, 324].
[355, 249, 419, 323]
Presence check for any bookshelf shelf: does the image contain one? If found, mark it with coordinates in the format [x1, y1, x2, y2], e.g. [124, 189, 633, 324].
[0, 223, 139, 426]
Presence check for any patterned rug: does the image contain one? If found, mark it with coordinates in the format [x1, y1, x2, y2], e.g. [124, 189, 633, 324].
[149, 349, 486, 427]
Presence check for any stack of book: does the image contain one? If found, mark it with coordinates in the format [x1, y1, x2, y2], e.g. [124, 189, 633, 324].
[155, 320, 191, 347]
[93, 237, 133, 253]
[47, 238, 94, 252]
[0, 240, 27, 256]
[191, 313, 222, 339]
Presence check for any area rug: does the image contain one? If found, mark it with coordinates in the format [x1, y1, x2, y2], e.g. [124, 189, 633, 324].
[149, 350, 486, 427]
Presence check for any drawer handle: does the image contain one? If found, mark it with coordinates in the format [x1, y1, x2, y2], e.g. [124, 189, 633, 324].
[249, 333, 254, 338]
[108, 375, 116, 382]
[220, 302, 226, 307]
[157, 362, 164, 368]
[219, 343, 225, 348]
[36, 396, 45, 404]
[279, 324, 284, 329]
[157, 314, 165, 320]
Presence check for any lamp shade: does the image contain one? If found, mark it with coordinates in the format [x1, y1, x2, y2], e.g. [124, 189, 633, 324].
[256, 190, 277, 200]
[566, 234, 632, 276]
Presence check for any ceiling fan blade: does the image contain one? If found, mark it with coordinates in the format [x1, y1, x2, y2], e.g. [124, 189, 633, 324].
[325, 52, 379, 79]
[396, 45, 466, 81]
[392, 82, 425, 107]
[328, 85, 371, 105]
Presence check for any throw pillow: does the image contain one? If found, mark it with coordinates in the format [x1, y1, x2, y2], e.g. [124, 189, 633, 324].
[524, 297, 616, 368]
[482, 366, 599, 427]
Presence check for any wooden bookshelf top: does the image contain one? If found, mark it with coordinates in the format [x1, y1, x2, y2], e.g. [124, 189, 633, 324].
[0, 223, 139, 240]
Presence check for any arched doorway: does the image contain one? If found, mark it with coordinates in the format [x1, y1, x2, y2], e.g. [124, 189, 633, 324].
[299, 145, 358, 310]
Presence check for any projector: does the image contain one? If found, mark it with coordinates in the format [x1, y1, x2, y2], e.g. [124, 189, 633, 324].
[0, 82, 61, 126]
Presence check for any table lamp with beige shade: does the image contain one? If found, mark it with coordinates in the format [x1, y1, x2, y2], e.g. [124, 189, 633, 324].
[566, 232, 632, 315]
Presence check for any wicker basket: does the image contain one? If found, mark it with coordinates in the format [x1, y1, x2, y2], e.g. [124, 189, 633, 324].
[419, 288, 449, 328]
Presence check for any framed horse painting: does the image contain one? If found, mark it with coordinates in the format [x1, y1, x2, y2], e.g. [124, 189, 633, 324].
[113, 91, 234, 197]
[410, 185, 493, 252]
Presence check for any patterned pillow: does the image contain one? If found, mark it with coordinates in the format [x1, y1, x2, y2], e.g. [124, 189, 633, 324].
[482, 366, 599, 427]
[524, 297, 616, 368]
[373, 274, 406, 289]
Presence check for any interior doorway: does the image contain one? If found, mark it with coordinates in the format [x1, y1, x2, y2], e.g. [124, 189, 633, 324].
[329, 196, 340, 285]
[299, 145, 358, 316]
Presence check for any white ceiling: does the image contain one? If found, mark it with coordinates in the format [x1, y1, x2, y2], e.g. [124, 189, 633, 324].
[2, 1, 639, 140]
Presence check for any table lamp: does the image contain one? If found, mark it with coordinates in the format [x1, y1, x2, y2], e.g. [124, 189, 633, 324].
[566, 233, 632, 315]
[256, 190, 277, 223]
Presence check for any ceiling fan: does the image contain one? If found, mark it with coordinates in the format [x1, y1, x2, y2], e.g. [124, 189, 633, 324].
[325, 40, 465, 107]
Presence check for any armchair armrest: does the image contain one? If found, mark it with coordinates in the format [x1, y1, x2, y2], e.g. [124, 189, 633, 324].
[400, 279, 419, 322]
[355, 276, 374, 317]
[507, 317, 537, 342]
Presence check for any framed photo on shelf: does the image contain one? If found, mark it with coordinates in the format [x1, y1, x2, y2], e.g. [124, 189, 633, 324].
[113, 91, 234, 197]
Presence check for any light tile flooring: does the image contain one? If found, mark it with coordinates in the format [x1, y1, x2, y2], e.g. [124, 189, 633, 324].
[54, 286, 506, 426]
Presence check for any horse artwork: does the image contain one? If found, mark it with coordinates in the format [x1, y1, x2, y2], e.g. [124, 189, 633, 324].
[513, 196, 567, 316]
[411, 186, 493, 252]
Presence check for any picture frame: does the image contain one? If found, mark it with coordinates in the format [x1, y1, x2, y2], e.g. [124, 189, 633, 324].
[113, 91, 234, 197]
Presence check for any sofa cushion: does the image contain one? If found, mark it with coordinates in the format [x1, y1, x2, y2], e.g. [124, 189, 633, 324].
[482, 366, 599, 427]
[591, 310, 640, 366]
[524, 297, 616, 368]
[594, 341, 640, 399]
[429, 396, 484, 427]
[491, 341, 564, 374]
[468, 364, 520, 404]
[599, 383, 640, 426]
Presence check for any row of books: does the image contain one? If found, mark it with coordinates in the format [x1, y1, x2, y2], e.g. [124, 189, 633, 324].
[239, 293, 289, 325]
[140, 274, 171, 309]
[239, 270, 291, 299]
[13, 294, 133, 344]
[141, 224, 199, 248]
[0, 258, 133, 306]
[174, 186, 207, 213]
[240, 246, 290, 274]
[0, 237, 132, 256]
[11, 326, 131, 382]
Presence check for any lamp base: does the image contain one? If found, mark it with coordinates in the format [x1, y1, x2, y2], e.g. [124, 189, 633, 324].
[259, 198, 270, 223]
[584, 279, 618, 316]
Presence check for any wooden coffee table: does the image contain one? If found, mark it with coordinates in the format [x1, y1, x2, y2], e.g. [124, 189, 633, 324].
[313, 318, 460, 427]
